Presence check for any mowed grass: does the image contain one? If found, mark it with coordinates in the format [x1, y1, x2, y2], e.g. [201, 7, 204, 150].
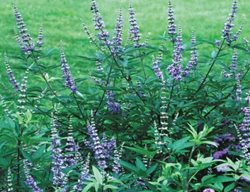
[0, 0, 250, 84]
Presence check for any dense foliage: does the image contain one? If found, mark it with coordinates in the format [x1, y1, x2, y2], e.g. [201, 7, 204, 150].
[1, 0, 250, 191]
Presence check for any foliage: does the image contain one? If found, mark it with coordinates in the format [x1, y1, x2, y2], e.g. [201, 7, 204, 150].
[0, 0, 250, 192]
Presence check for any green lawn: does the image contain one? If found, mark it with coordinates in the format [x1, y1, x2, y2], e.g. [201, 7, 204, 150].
[0, 0, 250, 82]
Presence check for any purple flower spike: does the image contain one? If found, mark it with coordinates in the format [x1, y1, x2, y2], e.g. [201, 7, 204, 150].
[153, 53, 164, 82]
[238, 106, 250, 164]
[73, 155, 90, 192]
[213, 148, 229, 159]
[129, 4, 142, 48]
[106, 90, 121, 114]
[101, 134, 116, 160]
[4, 54, 20, 91]
[112, 10, 123, 55]
[13, 6, 34, 55]
[167, 29, 183, 80]
[91, 0, 110, 45]
[51, 112, 68, 189]
[235, 73, 242, 101]
[64, 119, 79, 167]
[183, 33, 198, 77]
[167, 0, 177, 39]
[23, 160, 43, 192]
[60, 48, 77, 93]
[222, 0, 238, 45]
[87, 114, 107, 170]
[112, 143, 123, 174]
[36, 26, 43, 48]
[230, 49, 238, 74]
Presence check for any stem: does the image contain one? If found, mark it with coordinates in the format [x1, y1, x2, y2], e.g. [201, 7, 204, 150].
[185, 146, 195, 192]
[94, 64, 113, 116]
[203, 65, 250, 118]
[194, 39, 225, 96]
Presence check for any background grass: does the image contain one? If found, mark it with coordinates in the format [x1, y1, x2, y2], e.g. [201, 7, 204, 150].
[1, 0, 250, 85]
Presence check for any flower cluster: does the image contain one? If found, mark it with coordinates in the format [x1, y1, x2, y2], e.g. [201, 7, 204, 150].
[129, 5, 141, 48]
[51, 112, 68, 190]
[36, 26, 43, 49]
[14, 5, 34, 55]
[213, 148, 229, 159]
[167, 0, 177, 39]
[73, 154, 90, 192]
[106, 90, 121, 114]
[183, 34, 198, 77]
[91, 0, 110, 45]
[101, 133, 116, 160]
[60, 48, 77, 93]
[238, 103, 250, 164]
[222, 0, 238, 45]
[167, 29, 183, 80]
[112, 143, 123, 174]
[112, 10, 123, 55]
[4, 54, 20, 92]
[23, 160, 43, 192]
[152, 53, 164, 82]
[87, 114, 108, 170]
[64, 118, 79, 167]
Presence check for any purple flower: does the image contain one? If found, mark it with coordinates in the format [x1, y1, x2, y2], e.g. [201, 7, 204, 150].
[238, 106, 250, 164]
[215, 133, 235, 145]
[222, 0, 238, 45]
[91, 0, 110, 45]
[101, 134, 116, 160]
[183, 33, 198, 77]
[235, 73, 242, 101]
[167, 0, 177, 39]
[213, 148, 229, 159]
[153, 54, 164, 82]
[23, 160, 43, 192]
[112, 10, 123, 55]
[87, 115, 107, 170]
[4, 54, 20, 91]
[215, 40, 221, 47]
[36, 26, 43, 48]
[73, 155, 90, 192]
[230, 49, 238, 74]
[216, 164, 231, 172]
[112, 143, 123, 174]
[51, 112, 68, 189]
[129, 4, 142, 48]
[64, 120, 79, 167]
[60, 48, 77, 93]
[203, 188, 215, 192]
[13, 6, 34, 55]
[167, 29, 183, 80]
[106, 90, 121, 114]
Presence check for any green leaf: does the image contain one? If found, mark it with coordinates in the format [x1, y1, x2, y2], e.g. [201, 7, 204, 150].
[136, 158, 147, 171]
[124, 146, 156, 158]
[82, 182, 94, 192]
[92, 166, 103, 185]
[120, 160, 139, 173]
[224, 183, 235, 192]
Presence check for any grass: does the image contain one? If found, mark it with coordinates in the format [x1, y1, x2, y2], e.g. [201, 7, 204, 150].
[0, 0, 250, 85]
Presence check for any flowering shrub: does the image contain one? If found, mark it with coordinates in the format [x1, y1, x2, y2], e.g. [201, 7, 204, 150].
[1, 0, 250, 191]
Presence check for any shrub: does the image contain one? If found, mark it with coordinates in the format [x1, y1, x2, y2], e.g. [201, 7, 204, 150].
[0, 0, 250, 191]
